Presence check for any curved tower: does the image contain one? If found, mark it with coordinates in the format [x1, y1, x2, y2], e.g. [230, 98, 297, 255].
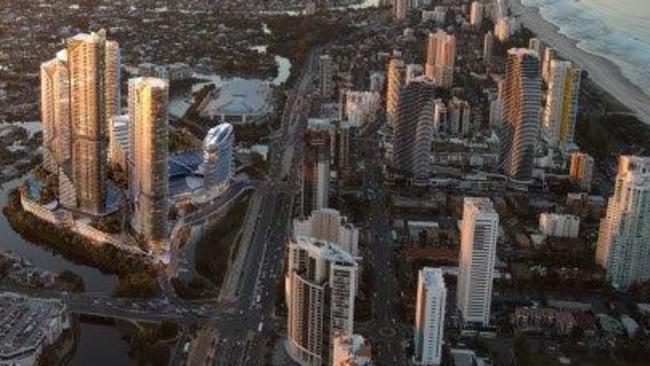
[498, 48, 541, 182]
[201, 123, 235, 190]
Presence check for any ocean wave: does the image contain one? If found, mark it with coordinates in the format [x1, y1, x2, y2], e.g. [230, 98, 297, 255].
[521, 0, 650, 97]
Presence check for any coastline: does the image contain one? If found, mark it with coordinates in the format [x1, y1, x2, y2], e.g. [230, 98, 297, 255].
[510, 0, 650, 125]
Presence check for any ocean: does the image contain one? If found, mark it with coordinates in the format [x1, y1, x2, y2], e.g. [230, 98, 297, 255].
[521, 0, 650, 97]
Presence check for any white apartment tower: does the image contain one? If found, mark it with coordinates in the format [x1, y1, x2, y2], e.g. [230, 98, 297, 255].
[293, 208, 360, 257]
[425, 30, 456, 88]
[542, 60, 581, 148]
[413, 267, 447, 366]
[128, 77, 170, 253]
[596, 156, 650, 289]
[286, 237, 358, 366]
[457, 197, 499, 326]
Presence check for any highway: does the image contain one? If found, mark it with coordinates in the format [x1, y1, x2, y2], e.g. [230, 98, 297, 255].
[209, 47, 320, 366]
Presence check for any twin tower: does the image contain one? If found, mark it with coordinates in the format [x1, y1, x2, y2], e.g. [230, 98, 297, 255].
[41, 30, 170, 253]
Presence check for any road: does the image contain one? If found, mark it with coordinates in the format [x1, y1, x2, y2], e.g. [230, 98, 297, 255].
[358, 123, 410, 365]
[0, 284, 235, 326]
[209, 47, 320, 366]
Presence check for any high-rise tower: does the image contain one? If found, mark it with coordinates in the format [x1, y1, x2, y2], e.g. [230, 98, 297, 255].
[425, 30, 456, 88]
[386, 58, 406, 127]
[457, 197, 499, 326]
[498, 48, 541, 182]
[40, 50, 70, 172]
[392, 78, 436, 178]
[413, 267, 446, 366]
[596, 156, 650, 289]
[65, 30, 120, 214]
[128, 77, 170, 252]
[285, 237, 358, 366]
[301, 131, 331, 217]
[542, 60, 581, 148]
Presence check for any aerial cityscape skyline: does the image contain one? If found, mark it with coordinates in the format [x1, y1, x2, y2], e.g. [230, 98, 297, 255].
[2, 0, 650, 365]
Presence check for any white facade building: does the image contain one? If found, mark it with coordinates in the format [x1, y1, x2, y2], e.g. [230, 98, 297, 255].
[200, 123, 235, 192]
[539, 213, 580, 238]
[414, 267, 447, 366]
[596, 156, 650, 289]
[457, 197, 499, 326]
[343, 91, 380, 127]
[294, 208, 360, 258]
[286, 237, 358, 366]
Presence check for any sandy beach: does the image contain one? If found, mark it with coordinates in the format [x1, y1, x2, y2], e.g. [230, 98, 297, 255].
[510, 0, 650, 125]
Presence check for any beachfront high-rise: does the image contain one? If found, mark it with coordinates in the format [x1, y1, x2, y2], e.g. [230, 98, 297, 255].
[425, 30, 456, 88]
[386, 58, 406, 127]
[392, 78, 437, 181]
[128, 77, 170, 252]
[542, 60, 581, 149]
[498, 48, 542, 183]
[301, 131, 331, 218]
[596, 156, 650, 289]
[457, 197, 499, 326]
[65, 30, 121, 215]
[285, 237, 358, 366]
[413, 267, 446, 366]
[40, 50, 70, 173]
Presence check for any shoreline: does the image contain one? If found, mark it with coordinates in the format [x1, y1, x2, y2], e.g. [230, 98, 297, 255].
[510, 0, 650, 125]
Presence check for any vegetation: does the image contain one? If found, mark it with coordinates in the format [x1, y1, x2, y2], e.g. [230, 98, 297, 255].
[170, 276, 212, 300]
[120, 321, 179, 366]
[3, 188, 158, 297]
[57, 270, 86, 293]
[113, 271, 159, 298]
[266, 14, 350, 82]
[169, 126, 202, 152]
[92, 213, 123, 234]
[194, 193, 251, 289]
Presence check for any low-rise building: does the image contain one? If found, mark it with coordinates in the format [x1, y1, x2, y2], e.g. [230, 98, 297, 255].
[0, 293, 71, 366]
[332, 333, 372, 366]
[539, 213, 580, 238]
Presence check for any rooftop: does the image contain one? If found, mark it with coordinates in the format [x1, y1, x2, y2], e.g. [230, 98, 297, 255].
[0, 293, 68, 360]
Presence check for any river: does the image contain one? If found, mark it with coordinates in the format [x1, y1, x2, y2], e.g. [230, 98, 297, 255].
[0, 177, 118, 293]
